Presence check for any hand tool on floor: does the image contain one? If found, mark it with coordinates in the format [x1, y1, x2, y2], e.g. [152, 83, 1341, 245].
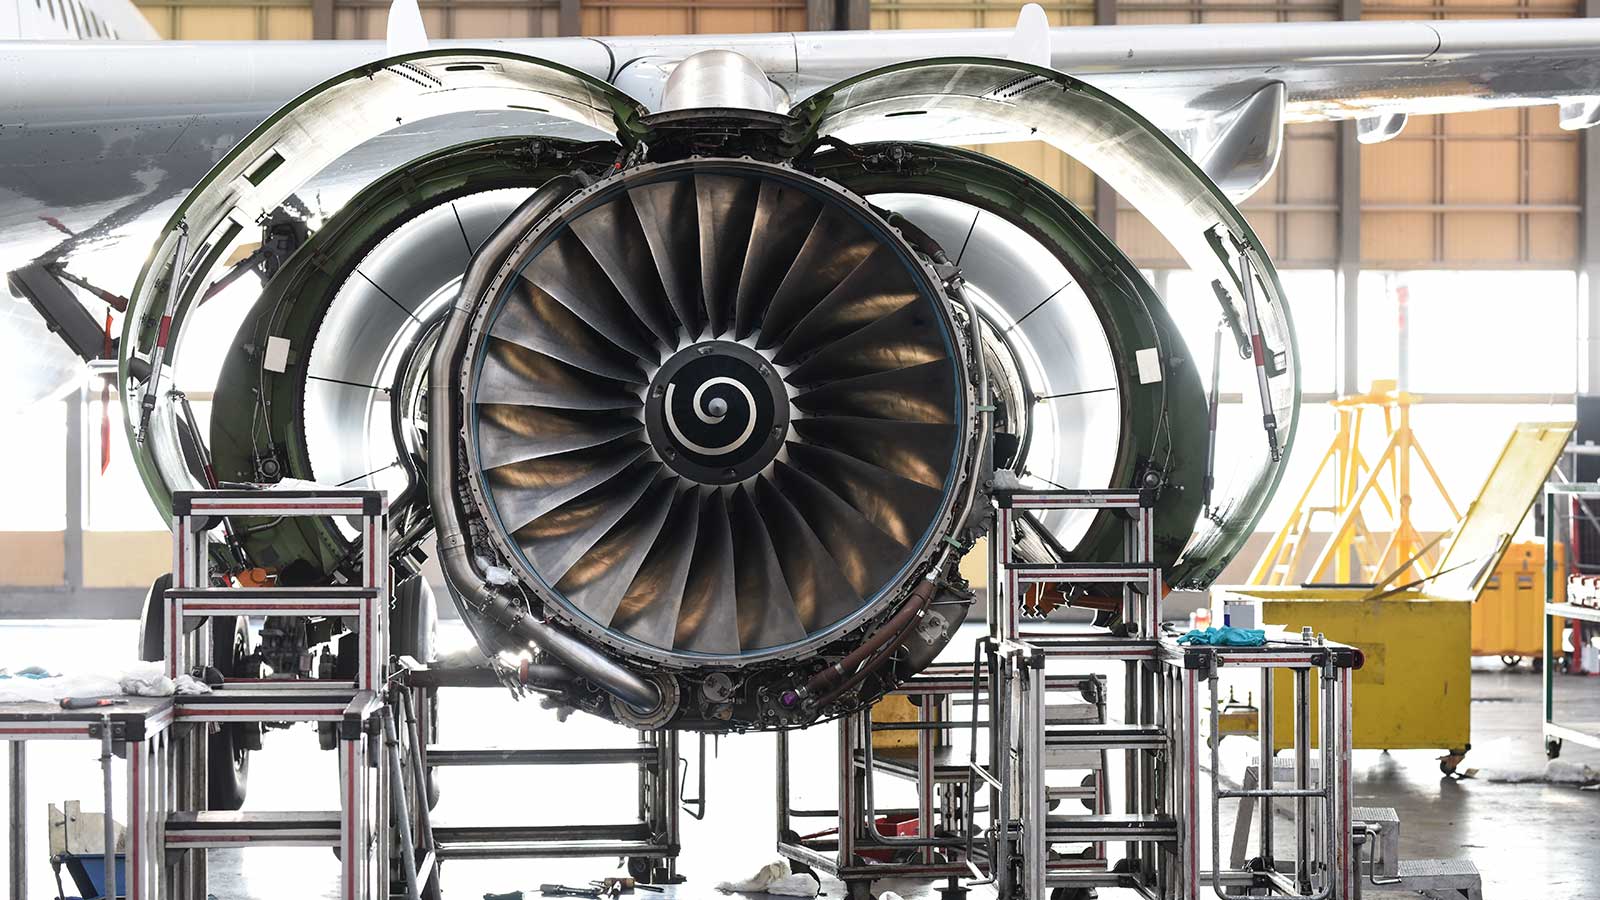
[540, 884, 602, 898]
[592, 877, 663, 894]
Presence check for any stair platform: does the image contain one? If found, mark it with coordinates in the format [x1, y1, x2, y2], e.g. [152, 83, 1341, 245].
[1045, 814, 1177, 844]
[175, 688, 376, 725]
[1048, 723, 1166, 751]
[165, 810, 341, 848]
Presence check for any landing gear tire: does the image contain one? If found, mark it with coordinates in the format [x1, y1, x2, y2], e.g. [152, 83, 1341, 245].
[391, 576, 438, 663]
[208, 615, 255, 810]
[392, 577, 441, 808]
[137, 573, 173, 662]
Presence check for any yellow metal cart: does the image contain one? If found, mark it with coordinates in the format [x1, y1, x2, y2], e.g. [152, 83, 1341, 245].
[1214, 421, 1573, 773]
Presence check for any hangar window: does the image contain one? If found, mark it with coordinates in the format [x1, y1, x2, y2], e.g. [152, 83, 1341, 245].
[0, 400, 67, 531]
[1356, 270, 1578, 395]
[86, 390, 167, 532]
[1159, 267, 1337, 396]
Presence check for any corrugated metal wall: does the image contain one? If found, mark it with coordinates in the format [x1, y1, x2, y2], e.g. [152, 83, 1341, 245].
[138, 0, 314, 38]
[1359, 0, 1582, 268]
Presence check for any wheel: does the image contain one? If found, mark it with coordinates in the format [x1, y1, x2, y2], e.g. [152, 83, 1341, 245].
[1050, 889, 1095, 900]
[392, 577, 442, 808]
[845, 880, 874, 900]
[391, 576, 438, 663]
[1438, 746, 1469, 775]
[627, 857, 654, 881]
[1081, 773, 1098, 810]
[1501, 655, 1523, 668]
[208, 616, 253, 810]
[1547, 737, 1563, 760]
[137, 573, 173, 662]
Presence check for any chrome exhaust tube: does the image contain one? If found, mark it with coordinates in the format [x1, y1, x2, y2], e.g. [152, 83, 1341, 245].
[427, 174, 663, 714]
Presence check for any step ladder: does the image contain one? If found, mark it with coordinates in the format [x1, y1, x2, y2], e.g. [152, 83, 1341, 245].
[983, 489, 1166, 900]
[398, 658, 684, 885]
[160, 488, 390, 900]
[981, 488, 1363, 900]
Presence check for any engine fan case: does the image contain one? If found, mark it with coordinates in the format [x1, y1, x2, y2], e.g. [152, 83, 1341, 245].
[454, 158, 977, 669]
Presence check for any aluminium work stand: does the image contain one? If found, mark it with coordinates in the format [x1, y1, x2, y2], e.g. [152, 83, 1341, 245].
[992, 489, 1359, 900]
[775, 664, 1110, 898]
[150, 488, 684, 899]
[399, 659, 685, 884]
[2, 697, 175, 900]
[161, 488, 390, 900]
[779, 488, 1360, 900]
[1542, 482, 1600, 760]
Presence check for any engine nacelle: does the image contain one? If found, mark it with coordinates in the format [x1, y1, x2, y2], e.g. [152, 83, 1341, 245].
[116, 51, 1299, 731]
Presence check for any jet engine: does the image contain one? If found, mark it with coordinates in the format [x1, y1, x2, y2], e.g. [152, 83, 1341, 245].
[116, 50, 1299, 730]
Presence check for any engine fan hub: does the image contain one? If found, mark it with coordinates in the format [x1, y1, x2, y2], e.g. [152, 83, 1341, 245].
[644, 340, 790, 486]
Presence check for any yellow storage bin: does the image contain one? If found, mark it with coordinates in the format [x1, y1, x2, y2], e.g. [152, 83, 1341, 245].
[1212, 587, 1473, 757]
[1471, 540, 1564, 662]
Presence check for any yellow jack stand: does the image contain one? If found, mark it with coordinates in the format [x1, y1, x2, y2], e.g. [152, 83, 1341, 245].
[1249, 379, 1460, 586]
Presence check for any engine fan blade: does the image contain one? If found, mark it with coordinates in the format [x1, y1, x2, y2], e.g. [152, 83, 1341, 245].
[793, 360, 957, 424]
[734, 180, 821, 340]
[556, 477, 678, 626]
[785, 442, 945, 549]
[477, 340, 642, 411]
[754, 475, 861, 632]
[477, 405, 643, 470]
[513, 460, 663, 585]
[673, 491, 742, 655]
[491, 280, 647, 384]
[522, 233, 660, 363]
[772, 461, 909, 597]
[756, 207, 878, 349]
[791, 417, 955, 489]
[696, 173, 760, 336]
[485, 438, 648, 532]
[612, 488, 703, 649]
[728, 485, 808, 650]
[787, 299, 949, 387]
[569, 201, 680, 347]
[628, 179, 705, 337]
[772, 245, 919, 367]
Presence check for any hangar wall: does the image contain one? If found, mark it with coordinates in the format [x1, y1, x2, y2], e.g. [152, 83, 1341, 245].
[2, 0, 1588, 613]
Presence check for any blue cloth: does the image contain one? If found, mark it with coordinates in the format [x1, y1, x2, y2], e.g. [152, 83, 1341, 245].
[1176, 626, 1267, 647]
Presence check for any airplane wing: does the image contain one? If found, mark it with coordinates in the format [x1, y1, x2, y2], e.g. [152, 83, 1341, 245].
[3, 17, 1599, 403]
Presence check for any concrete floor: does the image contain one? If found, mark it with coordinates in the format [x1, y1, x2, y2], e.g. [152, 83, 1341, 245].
[3, 621, 1598, 899]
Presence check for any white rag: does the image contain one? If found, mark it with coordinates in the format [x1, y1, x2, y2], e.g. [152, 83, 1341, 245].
[0, 662, 212, 703]
[715, 860, 820, 897]
[120, 669, 175, 697]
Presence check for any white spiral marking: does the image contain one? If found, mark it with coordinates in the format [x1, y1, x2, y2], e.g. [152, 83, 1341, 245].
[665, 377, 757, 457]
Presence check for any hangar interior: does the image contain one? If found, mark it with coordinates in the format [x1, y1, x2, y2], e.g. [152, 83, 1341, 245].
[2, 0, 1600, 899]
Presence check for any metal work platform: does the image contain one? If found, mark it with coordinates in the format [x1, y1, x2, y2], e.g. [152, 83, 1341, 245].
[779, 487, 1364, 900]
[3, 696, 175, 900]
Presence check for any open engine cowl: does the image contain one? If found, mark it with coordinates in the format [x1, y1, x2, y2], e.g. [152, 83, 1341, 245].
[116, 50, 1298, 731]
